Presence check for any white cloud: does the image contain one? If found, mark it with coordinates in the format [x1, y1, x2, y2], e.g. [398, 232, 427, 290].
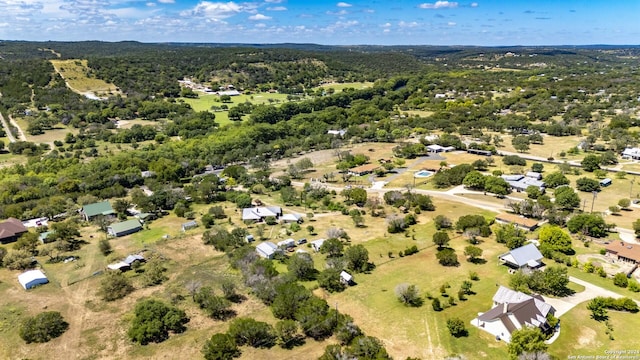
[337, 2, 352, 7]
[399, 21, 418, 28]
[147, 2, 156, 6]
[382, 22, 391, 28]
[264, 0, 283, 3]
[326, 9, 348, 16]
[186, 2, 244, 20]
[249, 13, 271, 20]
[267, 6, 287, 11]
[419, 1, 458, 9]
[383, 29, 390, 33]
[158, 0, 175, 3]
[448, 21, 456, 26]
[471, 2, 478, 7]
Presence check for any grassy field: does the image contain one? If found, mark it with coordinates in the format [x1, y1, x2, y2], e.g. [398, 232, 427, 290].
[181, 93, 291, 126]
[317, 82, 373, 92]
[50, 59, 122, 98]
[13, 116, 78, 144]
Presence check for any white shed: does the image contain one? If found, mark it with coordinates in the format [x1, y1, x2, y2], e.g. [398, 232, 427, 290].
[277, 238, 296, 249]
[256, 242, 279, 259]
[18, 269, 49, 290]
[311, 239, 326, 252]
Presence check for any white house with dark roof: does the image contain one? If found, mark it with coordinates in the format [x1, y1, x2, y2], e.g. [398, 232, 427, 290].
[499, 243, 544, 271]
[472, 286, 555, 342]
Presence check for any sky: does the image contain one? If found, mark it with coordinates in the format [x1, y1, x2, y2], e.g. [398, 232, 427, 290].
[1, 0, 639, 45]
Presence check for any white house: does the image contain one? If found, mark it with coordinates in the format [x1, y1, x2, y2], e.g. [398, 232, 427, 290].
[256, 242, 279, 259]
[242, 206, 282, 222]
[498, 243, 544, 270]
[280, 213, 303, 223]
[340, 271, 354, 285]
[472, 286, 555, 343]
[622, 147, 640, 160]
[18, 269, 49, 290]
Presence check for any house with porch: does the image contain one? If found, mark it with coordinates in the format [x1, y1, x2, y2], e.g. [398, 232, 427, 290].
[472, 286, 555, 343]
[498, 243, 544, 271]
[0, 217, 28, 244]
[606, 241, 640, 264]
[81, 201, 115, 221]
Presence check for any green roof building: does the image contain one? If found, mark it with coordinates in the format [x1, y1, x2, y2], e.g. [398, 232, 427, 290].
[81, 201, 115, 221]
[107, 219, 142, 237]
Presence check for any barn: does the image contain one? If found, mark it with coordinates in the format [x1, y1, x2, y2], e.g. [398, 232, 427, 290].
[18, 269, 49, 290]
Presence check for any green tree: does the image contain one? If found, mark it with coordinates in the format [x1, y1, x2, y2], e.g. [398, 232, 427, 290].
[554, 186, 581, 210]
[543, 172, 570, 188]
[463, 171, 486, 190]
[320, 238, 344, 257]
[2, 249, 33, 270]
[581, 154, 601, 172]
[436, 248, 459, 266]
[143, 258, 168, 286]
[587, 297, 609, 321]
[202, 333, 241, 360]
[525, 185, 542, 200]
[538, 225, 573, 256]
[495, 223, 527, 250]
[576, 177, 600, 192]
[567, 213, 608, 238]
[619, 198, 631, 210]
[194, 286, 233, 320]
[395, 283, 423, 307]
[287, 252, 316, 281]
[128, 299, 189, 344]
[347, 336, 391, 360]
[613, 273, 629, 288]
[271, 282, 311, 320]
[227, 317, 276, 348]
[344, 244, 370, 273]
[508, 327, 548, 359]
[634, 218, 640, 237]
[464, 245, 483, 262]
[13, 232, 39, 254]
[275, 320, 302, 349]
[98, 238, 112, 256]
[484, 176, 510, 196]
[433, 231, 450, 249]
[446, 318, 468, 337]
[19, 311, 68, 343]
[318, 268, 346, 293]
[98, 271, 134, 301]
[512, 135, 530, 153]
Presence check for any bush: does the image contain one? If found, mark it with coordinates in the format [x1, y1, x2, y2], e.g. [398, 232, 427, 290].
[613, 273, 629, 288]
[436, 248, 459, 267]
[19, 311, 68, 343]
[403, 245, 419, 256]
[431, 298, 442, 311]
[446, 318, 468, 337]
[98, 271, 134, 301]
[202, 333, 241, 360]
[434, 215, 452, 230]
[395, 283, 423, 307]
[128, 299, 189, 344]
[228, 317, 276, 348]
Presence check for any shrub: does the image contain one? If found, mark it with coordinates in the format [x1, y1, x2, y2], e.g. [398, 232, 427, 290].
[446, 318, 468, 337]
[434, 215, 452, 230]
[436, 248, 459, 267]
[98, 272, 134, 301]
[202, 333, 241, 360]
[403, 245, 419, 256]
[613, 273, 629, 288]
[431, 298, 442, 311]
[128, 299, 189, 344]
[395, 283, 423, 307]
[20, 311, 68, 343]
[228, 317, 276, 348]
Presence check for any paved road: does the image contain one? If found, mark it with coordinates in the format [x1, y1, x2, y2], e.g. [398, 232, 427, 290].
[0, 111, 16, 143]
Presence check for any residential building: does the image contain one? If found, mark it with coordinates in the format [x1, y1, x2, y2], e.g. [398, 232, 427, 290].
[81, 201, 115, 221]
[495, 213, 540, 231]
[280, 213, 303, 223]
[472, 286, 555, 342]
[0, 217, 28, 244]
[427, 144, 455, 153]
[498, 243, 544, 271]
[311, 239, 326, 252]
[622, 147, 640, 160]
[277, 238, 296, 250]
[501, 174, 545, 193]
[242, 206, 283, 222]
[606, 241, 640, 264]
[107, 254, 145, 271]
[348, 163, 381, 176]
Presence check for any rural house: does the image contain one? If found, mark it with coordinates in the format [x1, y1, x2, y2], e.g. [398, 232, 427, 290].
[18, 269, 49, 290]
[605, 241, 640, 264]
[277, 238, 296, 250]
[0, 217, 28, 244]
[498, 243, 544, 271]
[501, 174, 545, 193]
[107, 219, 143, 237]
[494, 213, 540, 231]
[242, 206, 283, 222]
[472, 286, 555, 343]
[311, 239, 326, 252]
[107, 254, 145, 271]
[622, 147, 640, 160]
[280, 213, 303, 223]
[348, 163, 381, 176]
[81, 201, 115, 221]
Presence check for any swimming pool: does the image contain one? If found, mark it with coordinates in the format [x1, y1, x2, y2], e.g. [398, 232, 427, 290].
[414, 170, 434, 178]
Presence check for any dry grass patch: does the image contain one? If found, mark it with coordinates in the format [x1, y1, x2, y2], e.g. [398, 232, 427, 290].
[50, 59, 122, 97]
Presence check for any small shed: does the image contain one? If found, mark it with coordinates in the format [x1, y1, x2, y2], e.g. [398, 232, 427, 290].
[245, 234, 255, 243]
[256, 242, 279, 259]
[340, 271, 354, 285]
[18, 269, 49, 290]
[181, 221, 198, 231]
[281, 213, 303, 223]
[600, 178, 612, 187]
[311, 239, 326, 252]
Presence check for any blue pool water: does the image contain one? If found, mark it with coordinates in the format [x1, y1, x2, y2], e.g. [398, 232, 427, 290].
[415, 170, 434, 178]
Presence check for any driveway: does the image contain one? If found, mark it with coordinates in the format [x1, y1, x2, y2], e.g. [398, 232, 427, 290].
[542, 276, 639, 317]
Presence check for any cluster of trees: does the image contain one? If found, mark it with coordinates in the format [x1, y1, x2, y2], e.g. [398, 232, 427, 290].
[509, 266, 571, 297]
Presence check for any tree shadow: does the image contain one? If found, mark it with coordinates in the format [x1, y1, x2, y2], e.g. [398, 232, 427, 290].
[468, 258, 487, 265]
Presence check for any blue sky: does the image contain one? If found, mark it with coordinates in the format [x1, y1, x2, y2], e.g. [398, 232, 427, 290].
[1, 0, 639, 45]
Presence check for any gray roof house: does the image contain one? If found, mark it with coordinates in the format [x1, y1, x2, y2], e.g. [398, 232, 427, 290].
[81, 201, 115, 221]
[499, 243, 544, 270]
[107, 219, 143, 237]
[472, 286, 555, 343]
[502, 174, 545, 193]
[256, 241, 279, 259]
[242, 206, 282, 222]
[107, 254, 145, 271]
[622, 147, 640, 160]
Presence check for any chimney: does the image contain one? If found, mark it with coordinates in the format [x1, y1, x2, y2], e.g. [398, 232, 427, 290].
[503, 302, 509, 314]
